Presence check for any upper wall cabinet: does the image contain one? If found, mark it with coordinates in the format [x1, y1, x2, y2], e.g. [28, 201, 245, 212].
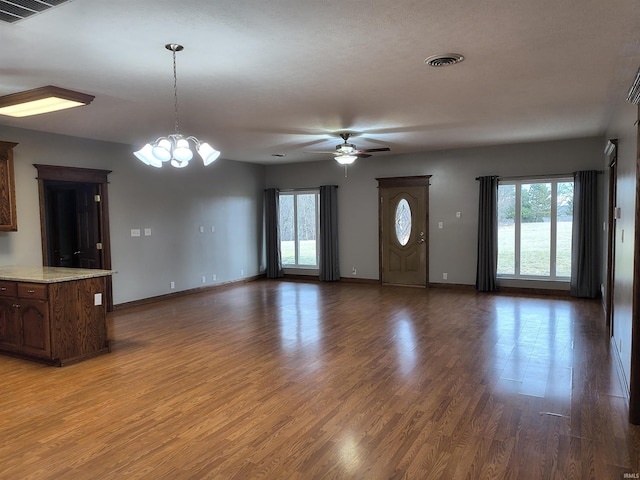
[0, 141, 18, 231]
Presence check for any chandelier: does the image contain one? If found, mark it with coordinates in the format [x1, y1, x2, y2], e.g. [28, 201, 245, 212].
[134, 44, 220, 168]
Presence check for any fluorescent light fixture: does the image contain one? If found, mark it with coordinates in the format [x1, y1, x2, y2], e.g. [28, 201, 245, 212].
[0, 85, 95, 117]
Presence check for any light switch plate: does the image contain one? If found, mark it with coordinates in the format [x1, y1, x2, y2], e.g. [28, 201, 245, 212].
[144, 228, 151, 236]
[94, 293, 102, 306]
[131, 229, 141, 237]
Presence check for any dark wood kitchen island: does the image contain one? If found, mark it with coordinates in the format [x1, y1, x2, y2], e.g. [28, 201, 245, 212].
[0, 266, 115, 366]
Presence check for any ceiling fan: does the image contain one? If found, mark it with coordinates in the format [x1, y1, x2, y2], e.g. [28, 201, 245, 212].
[307, 133, 391, 164]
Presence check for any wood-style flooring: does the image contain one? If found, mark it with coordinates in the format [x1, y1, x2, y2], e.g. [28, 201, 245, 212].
[1, 280, 639, 479]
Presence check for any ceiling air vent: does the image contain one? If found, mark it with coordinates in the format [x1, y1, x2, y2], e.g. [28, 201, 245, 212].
[627, 67, 640, 105]
[424, 53, 465, 67]
[0, 0, 70, 24]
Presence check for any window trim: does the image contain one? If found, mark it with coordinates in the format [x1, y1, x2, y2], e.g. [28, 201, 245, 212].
[279, 189, 320, 269]
[497, 177, 573, 282]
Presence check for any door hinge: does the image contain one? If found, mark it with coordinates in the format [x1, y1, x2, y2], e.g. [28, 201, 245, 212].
[94, 195, 101, 202]
[96, 243, 103, 250]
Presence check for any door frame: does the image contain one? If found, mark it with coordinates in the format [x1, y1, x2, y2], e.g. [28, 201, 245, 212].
[605, 139, 618, 337]
[34, 164, 113, 311]
[376, 175, 431, 286]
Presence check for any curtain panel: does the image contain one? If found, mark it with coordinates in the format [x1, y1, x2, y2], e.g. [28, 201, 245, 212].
[476, 176, 498, 292]
[570, 170, 600, 298]
[319, 185, 340, 281]
[264, 188, 284, 279]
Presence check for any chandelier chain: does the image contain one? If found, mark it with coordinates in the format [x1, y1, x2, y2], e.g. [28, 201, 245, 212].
[173, 47, 179, 135]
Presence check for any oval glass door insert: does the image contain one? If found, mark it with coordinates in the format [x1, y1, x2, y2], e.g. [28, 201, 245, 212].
[395, 198, 411, 246]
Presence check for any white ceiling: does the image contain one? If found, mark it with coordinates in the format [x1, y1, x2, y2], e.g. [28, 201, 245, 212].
[0, 0, 638, 164]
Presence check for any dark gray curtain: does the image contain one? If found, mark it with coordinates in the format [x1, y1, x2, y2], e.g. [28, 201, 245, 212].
[264, 188, 283, 279]
[570, 170, 599, 297]
[476, 176, 498, 292]
[319, 185, 340, 281]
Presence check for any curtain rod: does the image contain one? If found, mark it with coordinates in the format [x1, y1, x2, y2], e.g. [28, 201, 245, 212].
[277, 186, 338, 192]
[475, 171, 603, 181]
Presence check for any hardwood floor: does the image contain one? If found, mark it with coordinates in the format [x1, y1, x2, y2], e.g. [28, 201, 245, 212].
[1, 280, 639, 479]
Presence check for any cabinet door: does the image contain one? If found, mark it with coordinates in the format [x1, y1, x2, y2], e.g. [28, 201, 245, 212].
[0, 296, 19, 351]
[0, 141, 18, 231]
[18, 299, 50, 357]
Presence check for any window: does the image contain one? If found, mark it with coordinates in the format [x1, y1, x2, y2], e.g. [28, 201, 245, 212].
[279, 190, 319, 268]
[497, 178, 573, 280]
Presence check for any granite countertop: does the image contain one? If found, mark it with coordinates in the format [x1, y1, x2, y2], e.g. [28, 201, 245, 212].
[0, 266, 116, 283]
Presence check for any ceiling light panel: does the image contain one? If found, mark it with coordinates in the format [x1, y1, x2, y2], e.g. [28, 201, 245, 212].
[0, 85, 94, 117]
[0, 0, 70, 24]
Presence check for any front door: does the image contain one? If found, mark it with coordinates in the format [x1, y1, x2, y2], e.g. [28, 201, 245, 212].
[377, 176, 431, 286]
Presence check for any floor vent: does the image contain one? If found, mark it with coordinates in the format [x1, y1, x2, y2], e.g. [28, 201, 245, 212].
[0, 0, 70, 24]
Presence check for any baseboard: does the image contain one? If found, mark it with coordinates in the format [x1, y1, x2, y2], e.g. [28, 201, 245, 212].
[497, 286, 573, 298]
[429, 282, 475, 290]
[113, 274, 265, 311]
[278, 274, 379, 285]
[340, 277, 379, 285]
[611, 335, 631, 409]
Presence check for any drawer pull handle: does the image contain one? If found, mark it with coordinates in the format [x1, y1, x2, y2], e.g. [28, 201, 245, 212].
[0, 287, 6, 291]
[27, 289, 36, 294]
[12, 304, 20, 308]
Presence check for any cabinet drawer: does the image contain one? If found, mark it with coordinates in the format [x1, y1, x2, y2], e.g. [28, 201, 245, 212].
[0, 281, 17, 297]
[17, 283, 48, 300]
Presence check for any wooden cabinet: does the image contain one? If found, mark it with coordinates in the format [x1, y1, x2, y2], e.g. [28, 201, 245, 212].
[0, 277, 109, 365]
[0, 141, 18, 231]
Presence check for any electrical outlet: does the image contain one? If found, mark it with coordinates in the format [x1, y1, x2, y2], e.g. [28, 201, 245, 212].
[352, 267, 357, 275]
[443, 273, 448, 280]
[202, 276, 206, 284]
[199, 225, 204, 233]
[170, 281, 175, 289]
[241, 269, 244, 276]
[213, 274, 217, 281]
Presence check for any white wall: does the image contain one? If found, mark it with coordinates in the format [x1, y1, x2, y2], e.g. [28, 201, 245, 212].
[265, 136, 605, 285]
[0, 125, 265, 305]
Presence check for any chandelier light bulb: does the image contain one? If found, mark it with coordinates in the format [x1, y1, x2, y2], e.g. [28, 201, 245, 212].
[152, 138, 172, 162]
[197, 142, 221, 166]
[173, 138, 194, 162]
[134, 143, 163, 168]
[336, 154, 357, 165]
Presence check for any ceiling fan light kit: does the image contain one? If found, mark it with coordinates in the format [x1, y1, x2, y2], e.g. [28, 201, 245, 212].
[134, 43, 220, 169]
[335, 154, 357, 165]
[327, 132, 390, 165]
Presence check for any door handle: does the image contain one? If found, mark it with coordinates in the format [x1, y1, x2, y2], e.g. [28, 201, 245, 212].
[73, 251, 82, 255]
[418, 238, 425, 244]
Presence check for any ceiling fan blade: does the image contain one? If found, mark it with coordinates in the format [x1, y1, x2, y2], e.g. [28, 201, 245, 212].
[357, 147, 391, 153]
[303, 150, 338, 154]
[355, 153, 372, 158]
